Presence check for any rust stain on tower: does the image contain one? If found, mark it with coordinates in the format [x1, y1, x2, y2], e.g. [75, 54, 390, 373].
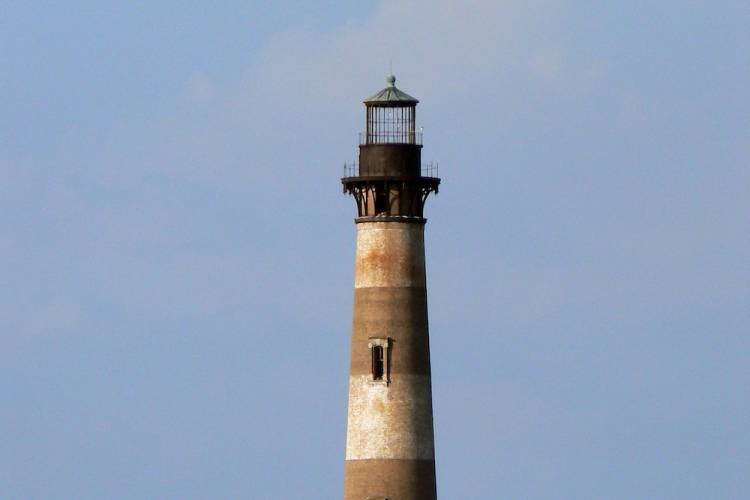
[341, 75, 440, 500]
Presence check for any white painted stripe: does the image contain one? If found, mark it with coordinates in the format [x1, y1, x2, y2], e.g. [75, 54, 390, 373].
[354, 222, 426, 289]
[345, 374, 435, 460]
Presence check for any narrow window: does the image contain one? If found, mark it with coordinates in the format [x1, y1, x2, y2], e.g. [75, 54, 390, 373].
[372, 345, 384, 381]
[368, 337, 391, 384]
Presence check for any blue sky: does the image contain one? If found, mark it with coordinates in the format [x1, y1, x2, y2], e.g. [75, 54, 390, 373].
[1, 1, 748, 498]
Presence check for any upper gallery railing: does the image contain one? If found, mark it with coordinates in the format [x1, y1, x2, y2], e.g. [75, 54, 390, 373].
[359, 131, 423, 146]
[343, 161, 438, 178]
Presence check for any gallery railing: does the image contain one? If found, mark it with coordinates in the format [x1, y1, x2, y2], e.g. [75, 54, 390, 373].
[359, 131, 423, 146]
[343, 161, 439, 178]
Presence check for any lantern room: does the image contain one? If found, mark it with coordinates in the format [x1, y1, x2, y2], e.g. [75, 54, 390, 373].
[362, 75, 420, 145]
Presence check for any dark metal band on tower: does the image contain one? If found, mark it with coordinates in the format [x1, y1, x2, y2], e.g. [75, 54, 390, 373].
[342, 75, 440, 500]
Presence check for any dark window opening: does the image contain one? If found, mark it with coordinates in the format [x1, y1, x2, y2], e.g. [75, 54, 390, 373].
[374, 185, 388, 214]
[372, 345, 384, 380]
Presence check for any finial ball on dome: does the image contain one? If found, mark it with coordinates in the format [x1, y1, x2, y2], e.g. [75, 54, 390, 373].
[386, 74, 396, 86]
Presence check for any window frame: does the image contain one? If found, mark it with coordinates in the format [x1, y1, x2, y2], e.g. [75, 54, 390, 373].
[367, 337, 391, 385]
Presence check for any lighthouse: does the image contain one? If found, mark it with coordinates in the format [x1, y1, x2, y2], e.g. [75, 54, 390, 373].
[341, 75, 440, 500]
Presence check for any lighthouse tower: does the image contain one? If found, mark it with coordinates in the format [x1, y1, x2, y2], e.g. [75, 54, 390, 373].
[341, 75, 440, 500]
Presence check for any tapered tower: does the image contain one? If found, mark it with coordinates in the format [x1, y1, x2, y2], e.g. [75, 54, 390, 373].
[341, 75, 440, 500]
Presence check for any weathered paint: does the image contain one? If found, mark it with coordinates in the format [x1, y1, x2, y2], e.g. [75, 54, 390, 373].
[345, 374, 434, 460]
[354, 222, 426, 289]
[344, 220, 436, 499]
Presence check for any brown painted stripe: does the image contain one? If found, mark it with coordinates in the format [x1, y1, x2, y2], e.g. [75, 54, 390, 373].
[344, 458, 437, 500]
[351, 286, 431, 376]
